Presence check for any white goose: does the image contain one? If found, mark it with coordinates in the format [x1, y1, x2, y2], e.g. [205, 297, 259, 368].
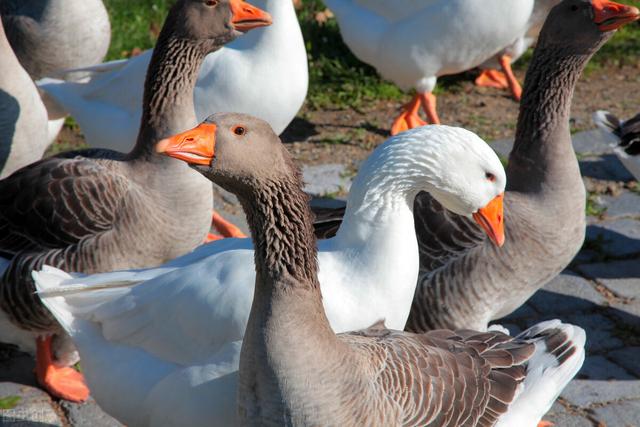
[34, 122, 506, 426]
[323, 0, 534, 134]
[476, 0, 561, 100]
[38, 0, 307, 152]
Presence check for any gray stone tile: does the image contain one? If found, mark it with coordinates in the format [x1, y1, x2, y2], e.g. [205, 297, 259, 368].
[592, 399, 640, 426]
[490, 138, 513, 158]
[578, 260, 640, 300]
[61, 398, 122, 427]
[562, 379, 640, 407]
[564, 313, 623, 353]
[527, 272, 606, 314]
[580, 154, 636, 182]
[586, 220, 640, 257]
[302, 164, 352, 196]
[609, 347, 640, 378]
[0, 382, 62, 426]
[573, 129, 614, 156]
[597, 191, 640, 219]
[578, 355, 635, 380]
[544, 411, 593, 427]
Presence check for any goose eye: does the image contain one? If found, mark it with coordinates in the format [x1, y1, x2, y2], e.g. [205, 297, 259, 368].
[205, 0, 218, 6]
[232, 126, 246, 136]
[570, 4, 579, 11]
[485, 172, 496, 182]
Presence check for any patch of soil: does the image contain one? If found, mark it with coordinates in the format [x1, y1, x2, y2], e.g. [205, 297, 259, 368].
[279, 63, 640, 168]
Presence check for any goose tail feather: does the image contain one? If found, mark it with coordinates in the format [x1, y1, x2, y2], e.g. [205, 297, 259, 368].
[496, 320, 586, 427]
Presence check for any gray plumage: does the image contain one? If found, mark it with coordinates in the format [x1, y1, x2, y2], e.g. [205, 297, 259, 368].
[0, 0, 246, 335]
[182, 117, 583, 426]
[408, 0, 615, 331]
[0, 18, 49, 178]
[0, 0, 111, 80]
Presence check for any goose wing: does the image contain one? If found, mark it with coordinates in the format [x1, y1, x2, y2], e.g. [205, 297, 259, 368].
[0, 155, 132, 254]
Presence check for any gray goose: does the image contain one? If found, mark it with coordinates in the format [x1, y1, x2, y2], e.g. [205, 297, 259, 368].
[407, 0, 640, 332]
[0, 17, 48, 178]
[0, 0, 111, 81]
[0, 0, 271, 402]
[312, 0, 640, 332]
[158, 113, 586, 426]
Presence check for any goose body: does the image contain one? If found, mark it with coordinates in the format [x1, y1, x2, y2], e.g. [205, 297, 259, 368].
[313, 0, 639, 333]
[593, 110, 640, 181]
[34, 121, 507, 426]
[1, 0, 111, 145]
[38, 0, 307, 152]
[0, 0, 111, 80]
[0, 18, 49, 179]
[97, 112, 582, 427]
[324, 0, 534, 132]
[0, 0, 272, 402]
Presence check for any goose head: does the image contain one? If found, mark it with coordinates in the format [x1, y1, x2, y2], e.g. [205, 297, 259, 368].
[157, 118, 507, 246]
[539, 0, 638, 51]
[164, 0, 272, 49]
[390, 126, 506, 246]
[156, 112, 293, 191]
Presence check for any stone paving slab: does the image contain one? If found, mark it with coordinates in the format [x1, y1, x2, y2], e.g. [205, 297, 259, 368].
[592, 399, 640, 426]
[0, 383, 62, 426]
[585, 219, 640, 257]
[597, 191, 640, 220]
[562, 379, 640, 407]
[578, 259, 640, 300]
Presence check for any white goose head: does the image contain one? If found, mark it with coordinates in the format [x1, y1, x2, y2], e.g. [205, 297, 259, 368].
[353, 125, 506, 245]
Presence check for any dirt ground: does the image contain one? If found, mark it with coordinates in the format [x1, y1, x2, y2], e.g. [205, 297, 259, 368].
[53, 62, 640, 173]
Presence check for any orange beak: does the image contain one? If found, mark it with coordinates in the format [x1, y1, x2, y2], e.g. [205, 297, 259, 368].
[229, 0, 272, 32]
[592, 0, 639, 31]
[472, 193, 505, 247]
[156, 123, 217, 166]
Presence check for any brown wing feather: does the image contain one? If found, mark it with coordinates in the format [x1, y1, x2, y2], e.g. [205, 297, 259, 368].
[0, 155, 131, 254]
[342, 325, 536, 426]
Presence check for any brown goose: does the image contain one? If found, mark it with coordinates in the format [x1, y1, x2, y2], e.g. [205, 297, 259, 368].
[0, 0, 271, 402]
[156, 113, 586, 426]
[313, 0, 640, 332]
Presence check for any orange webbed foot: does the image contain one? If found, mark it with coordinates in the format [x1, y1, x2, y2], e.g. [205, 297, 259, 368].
[205, 232, 224, 243]
[390, 94, 433, 136]
[475, 69, 509, 89]
[537, 421, 554, 427]
[36, 336, 89, 402]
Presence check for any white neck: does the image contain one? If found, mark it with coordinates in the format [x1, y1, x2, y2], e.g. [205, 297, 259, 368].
[335, 135, 440, 241]
[235, 0, 299, 48]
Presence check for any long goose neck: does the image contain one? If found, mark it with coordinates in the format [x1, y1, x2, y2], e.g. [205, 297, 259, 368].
[338, 136, 438, 238]
[508, 40, 604, 192]
[240, 175, 320, 294]
[248, 0, 295, 45]
[128, 37, 207, 160]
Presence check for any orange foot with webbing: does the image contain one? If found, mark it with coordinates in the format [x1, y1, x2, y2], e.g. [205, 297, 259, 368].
[36, 336, 89, 402]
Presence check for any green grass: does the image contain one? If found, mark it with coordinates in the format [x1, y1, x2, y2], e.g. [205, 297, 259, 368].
[0, 395, 21, 410]
[102, 0, 640, 109]
[103, 0, 172, 60]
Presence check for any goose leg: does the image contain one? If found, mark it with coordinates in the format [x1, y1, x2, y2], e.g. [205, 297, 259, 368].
[35, 335, 89, 402]
[418, 92, 440, 125]
[498, 55, 522, 101]
[390, 95, 427, 135]
[537, 421, 554, 427]
[205, 210, 247, 242]
[475, 69, 510, 89]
